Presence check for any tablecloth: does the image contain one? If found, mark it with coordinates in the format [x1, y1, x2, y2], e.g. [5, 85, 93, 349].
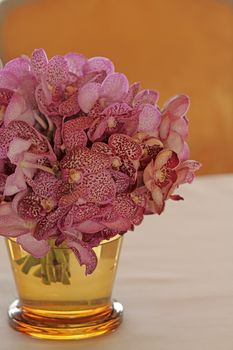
[0, 174, 233, 350]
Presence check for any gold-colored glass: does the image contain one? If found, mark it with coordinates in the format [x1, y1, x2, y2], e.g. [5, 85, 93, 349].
[6, 236, 123, 340]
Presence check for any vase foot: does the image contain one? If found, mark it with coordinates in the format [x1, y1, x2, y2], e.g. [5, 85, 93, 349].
[8, 299, 123, 340]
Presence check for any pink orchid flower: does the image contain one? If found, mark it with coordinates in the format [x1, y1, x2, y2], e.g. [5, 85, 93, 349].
[0, 48, 201, 274]
[159, 94, 190, 160]
[92, 133, 142, 184]
[143, 149, 180, 214]
[0, 201, 49, 258]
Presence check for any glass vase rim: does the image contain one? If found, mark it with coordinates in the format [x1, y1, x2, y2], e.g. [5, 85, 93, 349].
[6, 234, 123, 249]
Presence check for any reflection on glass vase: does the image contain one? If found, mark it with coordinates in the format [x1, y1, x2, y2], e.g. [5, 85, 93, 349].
[6, 236, 123, 340]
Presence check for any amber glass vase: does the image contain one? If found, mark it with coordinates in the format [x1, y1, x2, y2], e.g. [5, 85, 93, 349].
[6, 236, 123, 340]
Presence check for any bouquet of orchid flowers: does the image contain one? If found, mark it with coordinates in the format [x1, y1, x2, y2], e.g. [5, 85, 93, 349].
[0, 49, 200, 283]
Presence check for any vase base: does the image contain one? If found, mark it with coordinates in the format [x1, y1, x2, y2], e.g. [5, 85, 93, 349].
[8, 299, 123, 340]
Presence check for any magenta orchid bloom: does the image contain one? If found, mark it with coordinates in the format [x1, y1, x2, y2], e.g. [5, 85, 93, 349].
[159, 94, 190, 160]
[0, 49, 201, 274]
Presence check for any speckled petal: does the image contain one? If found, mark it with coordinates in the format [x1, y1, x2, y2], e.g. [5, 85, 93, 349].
[31, 48, 48, 79]
[0, 70, 19, 90]
[109, 134, 142, 160]
[102, 102, 132, 117]
[63, 126, 87, 151]
[65, 203, 100, 225]
[0, 128, 13, 159]
[0, 173, 7, 192]
[138, 104, 161, 133]
[17, 192, 43, 220]
[113, 194, 143, 225]
[4, 57, 30, 79]
[0, 87, 14, 106]
[91, 142, 112, 155]
[26, 171, 62, 200]
[59, 92, 80, 117]
[61, 148, 111, 174]
[79, 171, 116, 204]
[101, 73, 129, 102]
[111, 170, 130, 193]
[47, 55, 69, 86]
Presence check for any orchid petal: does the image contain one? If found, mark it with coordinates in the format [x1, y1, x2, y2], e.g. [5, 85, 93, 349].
[78, 82, 100, 113]
[109, 134, 142, 160]
[17, 192, 43, 220]
[84, 56, 115, 75]
[4, 57, 30, 78]
[66, 236, 97, 275]
[124, 82, 140, 105]
[26, 171, 62, 200]
[179, 142, 190, 161]
[159, 115, 171, 140]
[0, 70, 19, 90]
[151, 186, 164, 214]
[61, 148, 111, 175]
[0, 173, 7, 192]
[143, 160, 155, 191]
[63, 126, 87, 151]
[162, 94, 190, 119]
[31, 48, 48, 79]
[102, 102, 132, 117]
[7, 138, 32, 164]
[0, 87, 14, 106]
[76, 220, 105, 234]
[4, 167, 27, 196]
[47, 55, 69, 86]
[171, 116, 188, 138]
[80, 171, 116, 204]
[0, 203, 30, 236]
[166, 131, 184, 154]
[4, 93, 30, 126]
[64, 52, 87, 76]
[59, 92, 80, 117]
[154, 149, 178, 170]
[134, 89, 159, 106]
[101, 73, 129, 102]
[91, 141, 112, 155]
[138, 104, 161, 133]
[89, 118, 107, 141]
[66, 204, 100, 224]
[17, 233, 49, 258]
[102, 216, 131, 232]
[111, 170, 130, 193]
[0, 128, 15, 159]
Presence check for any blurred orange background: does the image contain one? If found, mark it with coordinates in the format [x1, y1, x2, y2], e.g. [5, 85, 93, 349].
[0, 0, 232, 175]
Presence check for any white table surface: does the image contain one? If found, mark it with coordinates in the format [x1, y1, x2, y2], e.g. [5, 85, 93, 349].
[0, 174, 233, 350]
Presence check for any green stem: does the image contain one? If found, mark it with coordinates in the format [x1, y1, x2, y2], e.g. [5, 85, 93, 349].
[19, 243, 71, 285]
